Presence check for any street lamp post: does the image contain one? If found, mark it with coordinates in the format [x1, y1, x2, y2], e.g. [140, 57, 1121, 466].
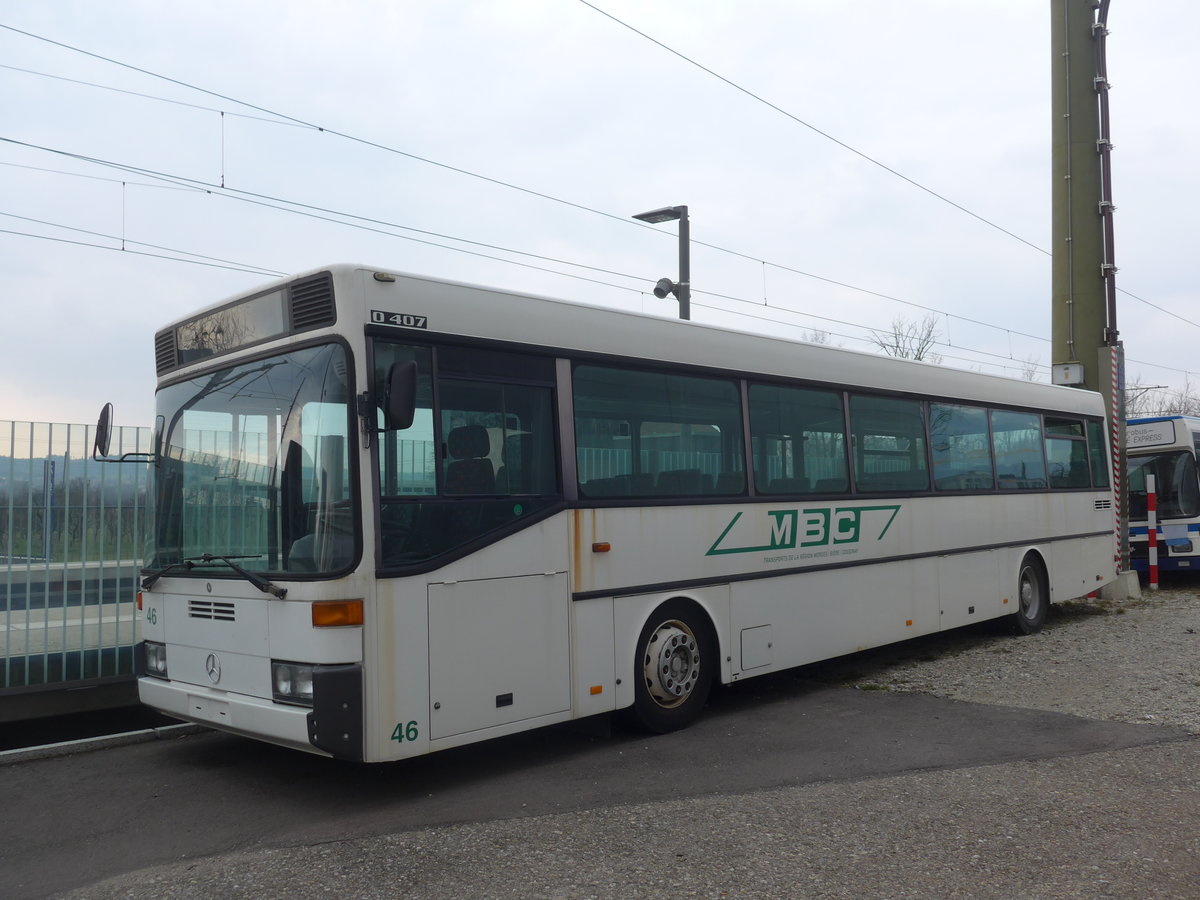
[632, 205, 690, 320]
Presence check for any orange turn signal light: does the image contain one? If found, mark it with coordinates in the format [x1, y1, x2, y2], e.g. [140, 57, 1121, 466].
[312, 599, 364, 627]
[136, 591, 143, 611]
[592, 542, 611, 553]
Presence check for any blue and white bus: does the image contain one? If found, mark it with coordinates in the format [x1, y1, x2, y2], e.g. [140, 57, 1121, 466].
[1127, 416, 1200, 574]
[100, 265, 1117, 761]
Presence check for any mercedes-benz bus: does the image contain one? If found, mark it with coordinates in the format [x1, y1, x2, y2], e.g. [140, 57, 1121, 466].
[99, 264, 1116, 761]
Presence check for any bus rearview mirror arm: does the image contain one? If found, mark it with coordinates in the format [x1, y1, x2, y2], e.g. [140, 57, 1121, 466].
[358, 360, 418, 448]
[91, 402, 155, 463]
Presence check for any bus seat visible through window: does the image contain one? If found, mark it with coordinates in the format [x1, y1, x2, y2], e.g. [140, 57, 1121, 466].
[656, 468, 708, 495]
[446, 425, 495, 494]
[767, 476, 808, 494]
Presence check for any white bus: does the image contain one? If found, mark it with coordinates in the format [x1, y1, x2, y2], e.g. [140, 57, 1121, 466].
[1126, 415, 1200, 574]
[104, 265, 1116, 762]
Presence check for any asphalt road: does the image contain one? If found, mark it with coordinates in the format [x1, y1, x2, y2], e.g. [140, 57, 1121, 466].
[1, 669, 1191, 899]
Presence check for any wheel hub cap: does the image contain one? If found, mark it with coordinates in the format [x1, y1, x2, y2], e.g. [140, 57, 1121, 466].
[643, 621, 700, 708]
[1021, 575, 1037, 615]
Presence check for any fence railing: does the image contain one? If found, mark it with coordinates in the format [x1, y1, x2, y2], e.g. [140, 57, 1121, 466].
[2, 420, 151, 689]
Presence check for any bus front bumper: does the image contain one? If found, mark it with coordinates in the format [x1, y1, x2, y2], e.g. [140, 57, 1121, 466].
[138, 663, 363, 761]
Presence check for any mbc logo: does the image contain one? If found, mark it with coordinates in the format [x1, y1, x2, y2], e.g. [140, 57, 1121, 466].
[706, 505, 901, 557]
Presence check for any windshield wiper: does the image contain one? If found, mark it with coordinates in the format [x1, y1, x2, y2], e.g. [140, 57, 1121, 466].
[141, 559, 196, 590]
[141, 553, 287, 599]
[190, 553, 288, 599]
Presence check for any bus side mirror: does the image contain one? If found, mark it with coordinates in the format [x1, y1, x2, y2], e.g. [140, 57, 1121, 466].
[93, 402, 114, 459]
[385, 361, 417, 430]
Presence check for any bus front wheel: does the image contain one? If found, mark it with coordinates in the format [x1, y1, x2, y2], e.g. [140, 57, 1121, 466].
[629, 599, 715, 734]
[1012, 553, 1049, 635]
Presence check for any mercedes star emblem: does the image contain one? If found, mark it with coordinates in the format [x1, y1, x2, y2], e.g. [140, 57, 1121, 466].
[205, 652, 221, 684]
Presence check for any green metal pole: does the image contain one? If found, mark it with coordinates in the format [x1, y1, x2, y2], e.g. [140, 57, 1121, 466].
[1051, 0, 1106, 392]
[1051, 0, 1128, 579]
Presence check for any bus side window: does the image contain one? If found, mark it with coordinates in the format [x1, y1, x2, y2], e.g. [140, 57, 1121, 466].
[439, 381, 557, 497]
[748, 383, 848, 495]
[991, 410, 1047, 490]
[1044, 418, 1090, 489]
[574, 364, 743, 499]
[930, 403, 992, 491]
[849, 395, 929, 492]
[1086, 420, 1111, 488]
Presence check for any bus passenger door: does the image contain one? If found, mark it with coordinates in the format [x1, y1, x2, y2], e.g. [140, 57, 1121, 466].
[371, 340, 570, 748]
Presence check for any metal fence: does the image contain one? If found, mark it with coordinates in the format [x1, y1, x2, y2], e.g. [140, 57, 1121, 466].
[1, 420, 151, 689]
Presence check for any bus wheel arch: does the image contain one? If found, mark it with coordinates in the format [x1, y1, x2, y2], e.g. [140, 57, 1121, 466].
[627, 597, 717, 734]
[1012, 551, 1050, 635]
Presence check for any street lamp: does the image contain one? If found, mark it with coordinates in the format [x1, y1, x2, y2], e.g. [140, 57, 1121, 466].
[632, 205, 690, 320]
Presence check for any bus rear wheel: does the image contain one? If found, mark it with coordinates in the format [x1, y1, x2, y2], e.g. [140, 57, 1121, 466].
[629, 600, 714, 734]
[1012, 553, 1049, 635]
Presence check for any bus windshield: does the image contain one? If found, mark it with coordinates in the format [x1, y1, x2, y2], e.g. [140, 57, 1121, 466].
[1128, 450, 1200, 520]
[149, 342, 356, 576]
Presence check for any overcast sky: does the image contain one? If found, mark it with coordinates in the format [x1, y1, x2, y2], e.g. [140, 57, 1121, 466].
[1, 1, 1196, 429]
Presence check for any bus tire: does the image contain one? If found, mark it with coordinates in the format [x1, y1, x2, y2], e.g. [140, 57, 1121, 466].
[628, 599, 715, 734]
[1012, 552, 1049, 635]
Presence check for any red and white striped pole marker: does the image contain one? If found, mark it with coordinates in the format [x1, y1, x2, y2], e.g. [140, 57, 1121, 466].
[1147, 473, 1159, 590]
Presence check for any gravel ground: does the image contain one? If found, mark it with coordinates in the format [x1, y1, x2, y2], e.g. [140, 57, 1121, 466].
[60, 579, 1200, 900]
[815, 576, 1200, 735]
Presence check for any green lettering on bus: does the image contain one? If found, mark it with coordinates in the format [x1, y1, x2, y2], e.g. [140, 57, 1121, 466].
[391, 721, 419, 743]
[706, 505, 900, 557]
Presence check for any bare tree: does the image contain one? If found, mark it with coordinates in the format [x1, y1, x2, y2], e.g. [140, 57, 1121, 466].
[803, 329, 832, 345]
[1159, 378, 1200, 416]
[868, 314, 942, 363]
[1124, 375, 1200, 417]
[1019, 355, 1043, 383]
[1124, 375, 1164, 418]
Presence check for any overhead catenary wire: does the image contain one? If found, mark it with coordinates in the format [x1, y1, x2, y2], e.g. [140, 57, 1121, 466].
[688, 297, 1053, 379]
[1, 20, 1196, 373]
[0, 138, 655, 289]
[576, 2, 1197, 338]
[0, 209, 284, 276]
[6, 209, 1191, 383]
[2, 22, 1191, 345]
[1, 209, 1059, 383]
[0, 160, 203, 191]
[0, 24, 1075, 348]
[577, 0, 1047, 255]
[4, 132, 1192, 382]
[1, 137, 1063, 376]
[0, 63, 311, 128]
[0, 227, 282, 276]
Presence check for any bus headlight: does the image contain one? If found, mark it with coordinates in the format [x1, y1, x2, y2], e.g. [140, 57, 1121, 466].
[272, 661, 315, 706]
[144, 641, 168, 678]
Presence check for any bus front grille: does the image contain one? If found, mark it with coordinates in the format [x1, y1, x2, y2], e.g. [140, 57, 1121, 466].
[188, 599, 236, 622]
